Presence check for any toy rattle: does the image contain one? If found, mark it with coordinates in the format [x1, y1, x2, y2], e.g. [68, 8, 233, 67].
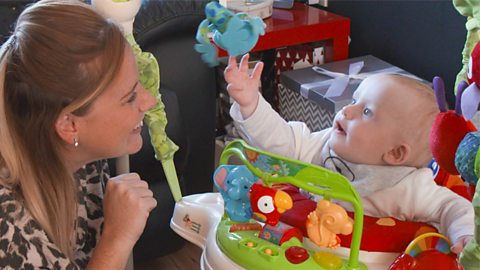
[194, 1, 266, 67]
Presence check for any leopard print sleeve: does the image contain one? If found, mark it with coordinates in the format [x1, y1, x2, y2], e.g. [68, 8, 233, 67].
[0, 186, 78, 270]
[0, 160, 109, 270]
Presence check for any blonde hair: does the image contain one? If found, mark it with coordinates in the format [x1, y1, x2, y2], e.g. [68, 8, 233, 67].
[387, 74, 439, 168]
[0, 0, 125, 258]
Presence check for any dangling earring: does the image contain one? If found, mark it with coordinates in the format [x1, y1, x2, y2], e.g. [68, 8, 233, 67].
[73, 137, 79, 148]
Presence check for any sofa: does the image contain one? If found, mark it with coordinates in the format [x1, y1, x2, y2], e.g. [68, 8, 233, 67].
[119, 0, 217, 262]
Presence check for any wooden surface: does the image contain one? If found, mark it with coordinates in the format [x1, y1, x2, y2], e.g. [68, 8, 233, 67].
[134, 242, 202, 270]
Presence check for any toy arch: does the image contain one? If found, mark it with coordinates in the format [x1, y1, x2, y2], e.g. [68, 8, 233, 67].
[219, 139, 365, 270]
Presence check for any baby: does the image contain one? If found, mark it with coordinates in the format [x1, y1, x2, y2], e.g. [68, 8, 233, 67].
[224, 54, 474, 253]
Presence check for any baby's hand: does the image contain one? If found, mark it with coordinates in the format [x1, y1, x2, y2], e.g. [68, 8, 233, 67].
[224, 54, 264, 119]
[450, 235, 474, 254]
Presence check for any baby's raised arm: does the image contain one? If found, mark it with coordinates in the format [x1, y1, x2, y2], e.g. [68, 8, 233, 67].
[224, 54, 264, 119]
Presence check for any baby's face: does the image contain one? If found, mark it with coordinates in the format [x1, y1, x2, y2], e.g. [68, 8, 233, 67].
[329, 76, 412, 165]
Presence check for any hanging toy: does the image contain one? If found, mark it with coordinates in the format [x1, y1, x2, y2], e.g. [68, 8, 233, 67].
[194, 1, 266, 67]
[428, 76, 480, 270]
[429, 76, 477, 175]
[455, 131, 480, 185]
[453, 0, 480, 97]
[456, 83, 480, 270]
[460, 42, 480, 120]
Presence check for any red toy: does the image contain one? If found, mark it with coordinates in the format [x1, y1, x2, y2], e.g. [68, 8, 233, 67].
[429, 159, 473, 200]
[279, 184, 439, 253]
[250, 183, 303, 246]
[461, 42, 480, 120]
[285, 246, 310, 264]
[467, 42, 480, 85]
[250, 183, 293, 226]
[429, 76, 477, 175]
[389, 233, 463, 270]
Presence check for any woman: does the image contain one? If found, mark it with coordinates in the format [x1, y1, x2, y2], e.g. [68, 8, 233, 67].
[0, 0, 157, 268]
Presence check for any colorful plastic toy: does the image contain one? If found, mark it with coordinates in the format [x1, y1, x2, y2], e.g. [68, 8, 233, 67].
[171, 140, 470, 270]
[250, 183, 293, 226]
[430, 76, 477, 175]
[258, 220, 303, 246]
[428, 159, 473, 200]
[455, 134, 480, 270]
[213, 165, 258, 222]
[428, 76, 480, 270]
[248, 183, 302, 246]
[172, 139, 370, 269]
[194, 1, 266, 67]
[306, 199, 354, 249]
[389, 233, 462, 270]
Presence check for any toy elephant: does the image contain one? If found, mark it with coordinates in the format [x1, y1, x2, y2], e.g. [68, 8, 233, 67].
[213, 165, 258, 222]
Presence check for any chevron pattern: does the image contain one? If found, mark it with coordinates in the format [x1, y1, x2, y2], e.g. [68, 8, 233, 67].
[273, 45, 325, 111]
[278, 84, 334, 131]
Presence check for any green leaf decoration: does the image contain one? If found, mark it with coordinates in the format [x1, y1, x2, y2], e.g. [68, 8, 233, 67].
[126, 34, 179, 161]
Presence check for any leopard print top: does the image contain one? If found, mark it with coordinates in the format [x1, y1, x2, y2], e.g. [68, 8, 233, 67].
[0, 160, 109, 270]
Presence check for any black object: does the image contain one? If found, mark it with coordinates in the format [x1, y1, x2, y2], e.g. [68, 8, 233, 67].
[0, 0, 33, 43]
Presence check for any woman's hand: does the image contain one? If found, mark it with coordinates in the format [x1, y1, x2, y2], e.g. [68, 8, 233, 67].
[102, 173, 157, 248]
[87, 173, 156, 270]
[224, 54, 264, 119]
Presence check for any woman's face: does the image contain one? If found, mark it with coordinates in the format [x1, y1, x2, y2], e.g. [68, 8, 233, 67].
[75, 46, 156, 161]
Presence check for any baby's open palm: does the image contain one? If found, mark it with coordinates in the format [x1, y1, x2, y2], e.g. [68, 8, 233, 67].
[224, 54, 264, 112]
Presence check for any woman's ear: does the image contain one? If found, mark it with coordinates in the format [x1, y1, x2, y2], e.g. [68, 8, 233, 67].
[55, 113, 78, 146]
[382, 144, 411, 165]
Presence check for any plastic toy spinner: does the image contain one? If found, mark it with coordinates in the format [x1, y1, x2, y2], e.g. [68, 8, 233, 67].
[171, 140, 464, 270]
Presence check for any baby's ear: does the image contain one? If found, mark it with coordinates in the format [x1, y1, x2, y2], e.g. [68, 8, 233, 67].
[383, 144, 411, 165]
